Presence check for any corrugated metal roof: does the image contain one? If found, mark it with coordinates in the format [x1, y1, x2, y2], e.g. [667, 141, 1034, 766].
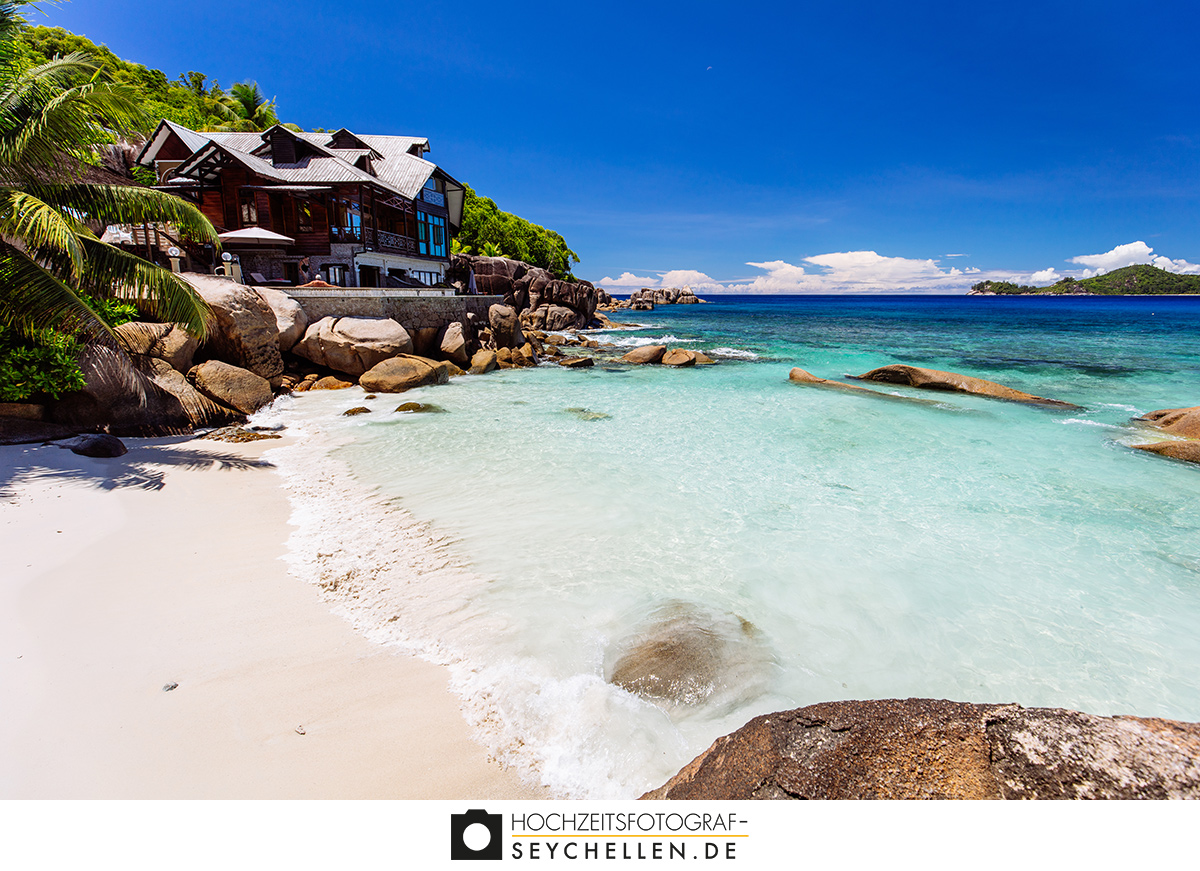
[154, 123, 449, 209]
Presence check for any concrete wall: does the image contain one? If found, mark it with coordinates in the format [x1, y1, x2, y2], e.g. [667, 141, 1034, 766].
[282, 289, 504, 332]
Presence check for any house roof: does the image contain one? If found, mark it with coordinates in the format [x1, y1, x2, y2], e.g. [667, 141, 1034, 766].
[136, 120, 461, 227]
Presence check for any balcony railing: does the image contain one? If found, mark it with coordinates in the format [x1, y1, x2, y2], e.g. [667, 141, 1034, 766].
[420, 188, 445, 207]
[330, 225, 362, 243]
[376, 230, 417, 255]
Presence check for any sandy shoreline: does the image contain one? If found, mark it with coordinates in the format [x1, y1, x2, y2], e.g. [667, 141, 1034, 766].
[0, 434, 543, 799]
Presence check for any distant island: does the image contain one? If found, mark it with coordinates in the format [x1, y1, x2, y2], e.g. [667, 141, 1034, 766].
[969, 264, 1200, 295]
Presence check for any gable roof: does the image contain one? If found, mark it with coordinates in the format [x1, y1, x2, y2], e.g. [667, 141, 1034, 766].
[136, 121, 461, 226]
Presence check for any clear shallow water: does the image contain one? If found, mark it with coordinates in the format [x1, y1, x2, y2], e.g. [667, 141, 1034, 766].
[259, 295, 1200, 798]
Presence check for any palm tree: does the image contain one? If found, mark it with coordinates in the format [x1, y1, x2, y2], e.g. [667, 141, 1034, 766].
[0, 0, 216, 343]
[215, 80, 278, 132]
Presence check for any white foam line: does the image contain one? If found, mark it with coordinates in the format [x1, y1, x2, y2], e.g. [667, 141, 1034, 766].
[259, 411, 663, 799]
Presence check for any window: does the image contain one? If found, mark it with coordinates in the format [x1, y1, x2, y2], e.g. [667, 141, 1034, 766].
[325, 264, 347, 286]
[328, 197, 361, 242]
[358, 265, 380, 288]
[283, 262, 300, 285]
[298, 202, 313, 233]
[239, 191, 258, 226]
[417, 211, 446, 258]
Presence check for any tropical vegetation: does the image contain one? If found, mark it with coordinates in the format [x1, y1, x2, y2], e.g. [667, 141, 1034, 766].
[454, 185, 579, 279]
[0, 0, 218, 401]
[972, 265, 1200, 296]
[17, 24, 282, 133]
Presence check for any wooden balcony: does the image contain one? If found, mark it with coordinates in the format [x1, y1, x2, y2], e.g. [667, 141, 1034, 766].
[376, 230, 417, 255]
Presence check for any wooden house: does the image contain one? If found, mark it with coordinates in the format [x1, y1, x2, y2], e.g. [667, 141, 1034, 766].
[133, 120, 464, 287]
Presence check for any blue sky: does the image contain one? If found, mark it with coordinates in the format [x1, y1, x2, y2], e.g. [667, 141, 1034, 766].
[38, 0, 1200, 292]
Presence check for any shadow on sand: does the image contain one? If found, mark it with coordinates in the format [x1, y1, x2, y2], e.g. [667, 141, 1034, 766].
[0, 437, 276, 498]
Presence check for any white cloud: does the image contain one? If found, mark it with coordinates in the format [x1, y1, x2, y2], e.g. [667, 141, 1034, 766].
[597, 271, 659, 287]
[658, 269, 723, 292]
[716, 252, 977, 294]
[595, 241, 1200, 295]
[1069, 241, 1155, 277]
[1151, 255, 1200, 274]
[1067, 241, 1200, 277]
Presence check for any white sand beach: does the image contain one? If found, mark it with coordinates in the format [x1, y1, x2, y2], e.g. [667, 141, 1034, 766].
[0, 435, 543, 799]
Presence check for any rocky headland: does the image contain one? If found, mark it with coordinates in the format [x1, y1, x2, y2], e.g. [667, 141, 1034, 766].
[601, 286, 703, 312]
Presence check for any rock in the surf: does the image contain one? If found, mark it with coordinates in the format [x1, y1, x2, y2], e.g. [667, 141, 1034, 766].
[1135, 406, 1200, 440]
[853, 364, 1080, 408]
[1131, 441, 1200, 465]
[620, 345, 667, 365]
[607, 602, 771, 708]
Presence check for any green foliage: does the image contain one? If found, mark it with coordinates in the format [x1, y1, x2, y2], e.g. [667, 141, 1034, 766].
[972, 265, 1200, 296]
[457, 185, 579, 278]
[0, 323, 84, 401]
[0, 0, 217, 348]
[16, 25, 286, 133]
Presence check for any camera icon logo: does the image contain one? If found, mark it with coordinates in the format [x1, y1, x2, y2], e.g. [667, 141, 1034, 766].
[450, 808, 503, 860]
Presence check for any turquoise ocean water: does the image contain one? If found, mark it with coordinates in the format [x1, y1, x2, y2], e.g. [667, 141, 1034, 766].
[259, 295, 1200, 797]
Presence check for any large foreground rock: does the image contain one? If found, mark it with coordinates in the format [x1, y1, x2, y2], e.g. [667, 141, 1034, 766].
[182, 273, 284, 385]
[49, 346, 241, 435]
[292, 316, 413, 377]
[642, 698, 1200, 800]
[488, 304, 524, 349]
[188, 360, 274, 414]
[1135, 406, 1200, 439]
[114, 321, 198, 373]
[853, 364, 1080, 408]
[359, 355, 449, 393]
[254, 286, 309, 352]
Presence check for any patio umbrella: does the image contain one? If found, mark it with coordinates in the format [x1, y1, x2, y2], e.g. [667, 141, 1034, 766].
[217, 227, 296, 245]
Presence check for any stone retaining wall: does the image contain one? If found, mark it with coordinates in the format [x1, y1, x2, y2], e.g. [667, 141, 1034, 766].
[280, 289, 504, 331]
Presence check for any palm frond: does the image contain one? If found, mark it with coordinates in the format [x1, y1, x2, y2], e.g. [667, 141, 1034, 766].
[0, 238, 112, 339]
[76, 236, 211, 338]
[27, 182, 219, 243]
[1, 80, 147, 174]
[0, 186, 87, 275]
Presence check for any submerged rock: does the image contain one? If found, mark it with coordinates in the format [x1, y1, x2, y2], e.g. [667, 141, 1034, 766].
[852, 364, 1080, 408]
[342, 406, 371, 416]
[642, 698, 1200, 799]
[607, 602, 772, 709]
[395, 402, 446, 414]
[564, 407, 610, 421]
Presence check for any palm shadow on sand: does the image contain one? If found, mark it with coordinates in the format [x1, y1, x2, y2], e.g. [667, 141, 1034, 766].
[0, 438, 276, 498]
